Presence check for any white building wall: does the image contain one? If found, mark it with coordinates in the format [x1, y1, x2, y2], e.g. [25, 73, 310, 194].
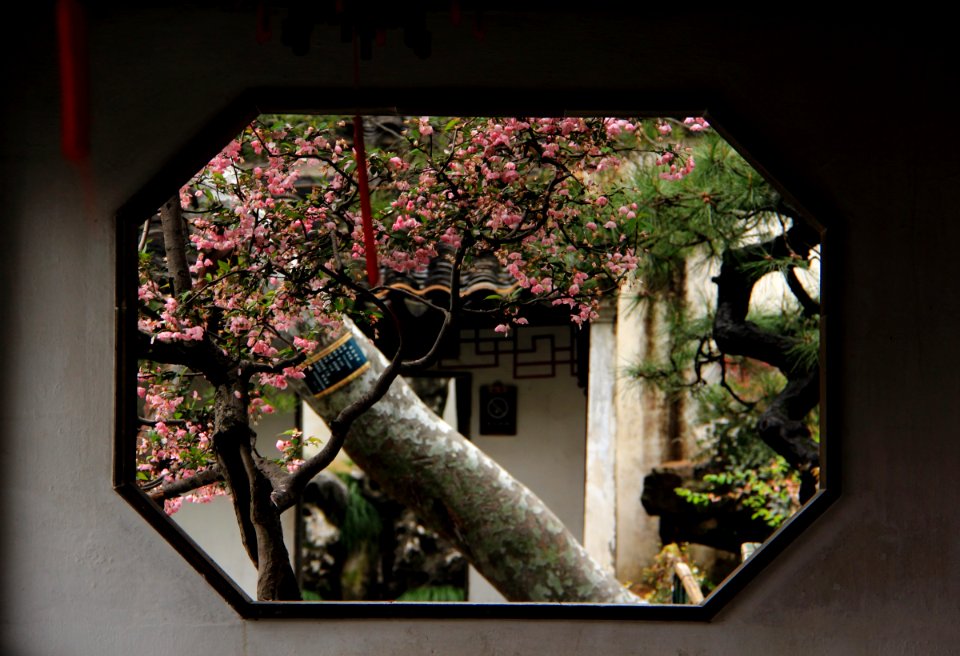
[612, 285, 667, 583]
[462, 327, 588, 602]
[468, 353, 587, 542]
[583, 310, 618, 574]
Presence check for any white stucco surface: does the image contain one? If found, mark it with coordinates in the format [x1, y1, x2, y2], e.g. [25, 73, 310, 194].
[468, 336, 588, 542]
[463, 327, 588, 602]
[2, 7, 958, 655]
[583, 311, 617, 572]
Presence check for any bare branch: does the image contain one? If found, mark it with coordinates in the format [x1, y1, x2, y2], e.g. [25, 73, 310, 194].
[372, 285, 448, 315]
[242, 352, 306, 377]
[138, 216, 152, 252]
[718, 357, 757, 409]
[138, 417, 188, 427]
[271, 338, 405, 512]
[160, 196, 193, 295]
[137, 331, 231, 384]
[239, 435, 301, 600]
[211, 383, 260, 567]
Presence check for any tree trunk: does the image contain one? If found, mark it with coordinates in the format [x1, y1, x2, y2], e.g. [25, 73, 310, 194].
[213, 378, 300, 601]
[297, 325, 641, 604]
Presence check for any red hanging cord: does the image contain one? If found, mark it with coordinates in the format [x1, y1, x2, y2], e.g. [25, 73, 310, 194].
[56, 0, 90, 163]
[353, 116, 379, 286]
[255, 2, 272, 44]
[350, 23, 378, 286]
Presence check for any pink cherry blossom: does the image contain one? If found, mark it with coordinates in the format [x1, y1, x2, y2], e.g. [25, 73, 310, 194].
[137, 112, 696, 516]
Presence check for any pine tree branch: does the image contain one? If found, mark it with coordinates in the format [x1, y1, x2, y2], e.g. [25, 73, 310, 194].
[712, 221, 821, 493]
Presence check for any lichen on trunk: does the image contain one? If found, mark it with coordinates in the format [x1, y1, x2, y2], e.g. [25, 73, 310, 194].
[297, 325, 641, 604]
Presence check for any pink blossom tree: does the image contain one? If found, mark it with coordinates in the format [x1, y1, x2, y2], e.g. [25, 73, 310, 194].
[134, 114, 710, 601]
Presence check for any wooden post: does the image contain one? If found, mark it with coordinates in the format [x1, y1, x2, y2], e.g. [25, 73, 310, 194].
[673, 561, 704, 604]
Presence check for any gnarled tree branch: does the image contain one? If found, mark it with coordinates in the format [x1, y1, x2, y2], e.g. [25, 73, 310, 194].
[712, 220, 821, 500]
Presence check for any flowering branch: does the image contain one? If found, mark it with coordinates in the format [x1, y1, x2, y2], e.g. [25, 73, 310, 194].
[146, 466, 223, 502]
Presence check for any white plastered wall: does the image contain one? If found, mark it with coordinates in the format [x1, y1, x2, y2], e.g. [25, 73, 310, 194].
[464, 328, 588, 602]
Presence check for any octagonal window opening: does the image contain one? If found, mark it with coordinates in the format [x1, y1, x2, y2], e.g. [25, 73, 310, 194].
[115, 107, 831, 619]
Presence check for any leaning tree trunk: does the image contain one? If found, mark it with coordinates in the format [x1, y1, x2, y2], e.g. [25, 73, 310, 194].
[296, 325, 640, 604]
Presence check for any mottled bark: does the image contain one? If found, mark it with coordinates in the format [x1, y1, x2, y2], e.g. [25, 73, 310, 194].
[297, 326, 642, 604]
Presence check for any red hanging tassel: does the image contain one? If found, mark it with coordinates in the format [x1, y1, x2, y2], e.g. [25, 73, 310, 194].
[255, 2, 272, 44]
[353, 116, 379, 287]
[56, 0, 90, 163]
